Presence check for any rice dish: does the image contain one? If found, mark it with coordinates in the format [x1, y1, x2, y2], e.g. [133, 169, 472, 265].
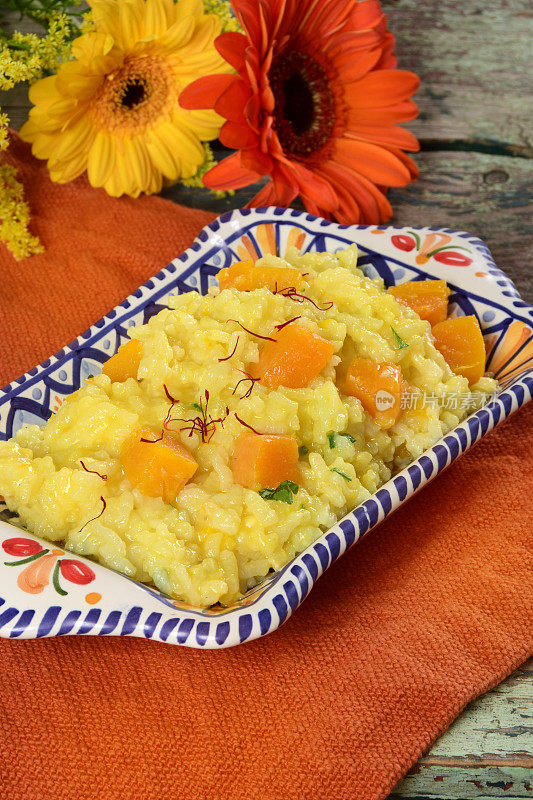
[0, 245, 497, 606]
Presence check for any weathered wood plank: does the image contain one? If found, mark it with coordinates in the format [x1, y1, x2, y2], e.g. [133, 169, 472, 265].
[382, 0, 533, 155]
[391, 659, 533, 799]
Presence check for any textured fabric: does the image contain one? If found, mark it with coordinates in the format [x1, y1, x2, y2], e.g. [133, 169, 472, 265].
[1, 135, 532, 800]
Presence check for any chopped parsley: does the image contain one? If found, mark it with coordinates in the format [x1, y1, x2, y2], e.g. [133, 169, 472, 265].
[328, 432, 356, 448]
[259, 480, 299, 504]
[339, 432, 356, 443]
[298, 445, 309, 456]
[391, 326, 409, 349]
[330, 467, 352, 482]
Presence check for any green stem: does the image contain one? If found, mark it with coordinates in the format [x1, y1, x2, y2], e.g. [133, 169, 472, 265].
[426, 245, 471, 257]
[4, 549, 49, 566]
[52, 560, 68, 596]
[3, 38, 32, 50]
[407, 230, 421, 250]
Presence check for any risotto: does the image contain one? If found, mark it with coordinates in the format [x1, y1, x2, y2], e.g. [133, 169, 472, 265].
[0, 245, 498, 606]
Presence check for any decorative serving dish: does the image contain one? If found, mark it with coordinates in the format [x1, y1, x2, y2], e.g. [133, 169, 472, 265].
[1, 208, 532, 648]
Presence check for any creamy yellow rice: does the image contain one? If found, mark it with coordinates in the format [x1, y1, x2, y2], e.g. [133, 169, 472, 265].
[0, 246, 497, 606]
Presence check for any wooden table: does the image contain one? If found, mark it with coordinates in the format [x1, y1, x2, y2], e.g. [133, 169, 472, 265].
[1, 1, 531, 797]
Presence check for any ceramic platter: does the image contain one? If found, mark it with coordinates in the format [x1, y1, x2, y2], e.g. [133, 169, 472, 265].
[1, 208, 532, 647]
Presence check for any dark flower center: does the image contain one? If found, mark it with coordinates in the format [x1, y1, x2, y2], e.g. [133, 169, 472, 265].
[270, 51, 336, 158]
[121, 78, 148, 109]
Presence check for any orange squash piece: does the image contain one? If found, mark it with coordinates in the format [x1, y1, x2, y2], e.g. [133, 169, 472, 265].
[102, 339, 143, 383]
[218, 259, 302, 293]
[231, 433, 299, 491]
[344, 356, 404, 429]
[389, 279, 451, 326]
[121, 427, 198, 503]
[431, 315, 486, 384]
[251, 325, 334, 389]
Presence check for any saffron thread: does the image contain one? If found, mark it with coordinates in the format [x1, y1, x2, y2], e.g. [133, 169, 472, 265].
[170, 390, 229, 443]
[274, 315, 301, 331]
[228, 319, 276, 342]
[80, 460, 107, 480]
[275, 286, 333, 311]
[235, 414, 263, 436]
[218, 336, 240, 362]
[232, 370, 260, 400]
[80, 496, 107, 531]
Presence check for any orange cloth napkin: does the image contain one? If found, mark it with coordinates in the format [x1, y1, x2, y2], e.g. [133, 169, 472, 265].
[1, 134, 532, 800]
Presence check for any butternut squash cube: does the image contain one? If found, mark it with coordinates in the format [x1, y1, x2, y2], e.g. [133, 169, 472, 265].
[231, 433, 299, 491]
[345, 356, 404, 429]
[251, 325, 334, 389]
[389, 279, 451, 326]
[431, 315, 486, 384]
[218, 260, 302, 293]
[102, 339, 143, 383]
[121, 427, 197, 503]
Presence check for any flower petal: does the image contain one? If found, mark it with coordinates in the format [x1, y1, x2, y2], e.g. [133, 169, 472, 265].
[220, 120, 258, 149]
[203, 152, 262, 190]
[87, 130, 116, 186]
[145, 126, 181, 180]
[241, 147, 274, 175]
[318, 161, 392, 224]
[278, 159, 339, 212]
[179, 74, 237, 109]
[347, 100, 419, 126]
[349, 70, 421, 109]
[214, 77, 252, 122]
[345, 124, 420, 152]
[334, 48, 382, 83]
[48, 114, 94, 166]
[142, 0, 169, 38]
[28, 75, 62, 107]
[248, 180, 277, 207]
[215, 31, 248, 71]
[119, 0, 144, 48]
[159, 119, 205, 177]
[334, 138, 411, 187]
[156, 14, 195, 52]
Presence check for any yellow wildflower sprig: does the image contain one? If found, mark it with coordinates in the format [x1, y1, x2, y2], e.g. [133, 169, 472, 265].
[203, 0, 241, 32]
[0, 3, 79, 259]
[0, 158, 43, 260]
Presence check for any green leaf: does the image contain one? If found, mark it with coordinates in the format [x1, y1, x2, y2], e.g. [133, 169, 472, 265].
[327, 432, 336, 448]
[279, 480, 299, 494]
[259, 480, 299, 504]
[391, 326, 409, 350]
[273, 487, 294, 504]
[298, 445, 309, 456]
[330, 467, 352, 482]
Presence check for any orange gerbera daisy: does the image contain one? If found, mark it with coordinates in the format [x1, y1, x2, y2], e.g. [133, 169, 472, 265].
[180, 0, 420, 223]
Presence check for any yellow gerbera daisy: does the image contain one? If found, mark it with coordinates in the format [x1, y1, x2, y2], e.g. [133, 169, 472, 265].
[20, 0, 232, 197]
